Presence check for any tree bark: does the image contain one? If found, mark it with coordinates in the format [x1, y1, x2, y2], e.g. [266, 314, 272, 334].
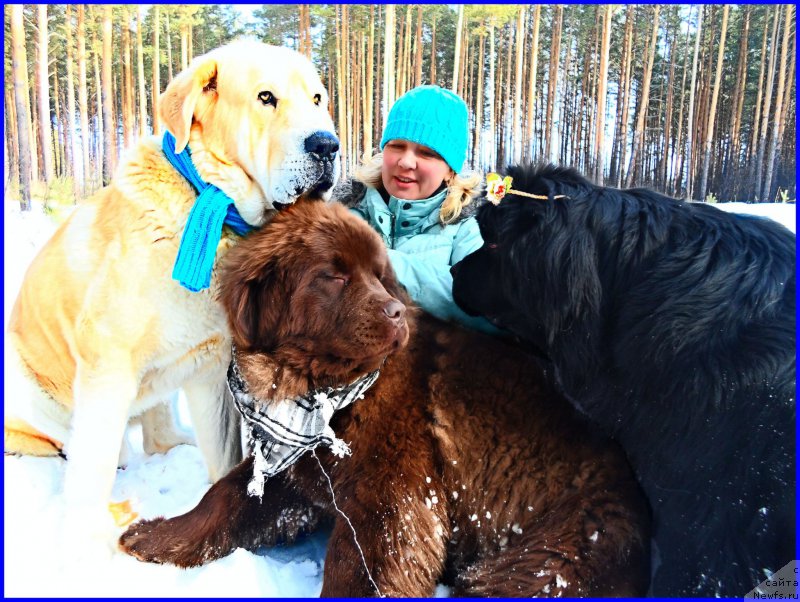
[122, 8, 133, 149]
[364, 5, 375, 154]
[525, 6, 541, 162]
[137, 6, 147, 137]
[102, 5, 116, 184]
[430, 12, 437, 84]
[165, 10, 174, 82]
[152, 6, 161, 135]
[487, 22, 496, 169]
[684, 6, 703, 199]
[413, 6, 423, 88]
[382, 4, 396, 130]
[452, 5, 464, 93]
[510, 6, 525, 163]
[594, 5, 613, 183]
[626, 6, 659, 188]
[698, 5, 728, 202]
[65, 5, 82, 199]
[761, 5, 793, 202]
[77, 5, 92, 192]
[37, 4, 54, 184]
[754, 7, 780, 199]
[612, 6, 634, 187]
[11, 4, 33, 210]
[544, 6, 563, 161]
[474, 26, 486, 169]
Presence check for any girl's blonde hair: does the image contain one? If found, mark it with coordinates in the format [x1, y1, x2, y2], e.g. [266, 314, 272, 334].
[354, 151, 483, 224]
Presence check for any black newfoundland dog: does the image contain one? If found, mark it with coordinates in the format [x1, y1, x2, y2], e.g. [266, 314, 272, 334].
[451, 164, 796, 597]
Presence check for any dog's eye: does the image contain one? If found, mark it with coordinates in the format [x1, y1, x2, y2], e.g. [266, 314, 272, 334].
[258, 91, 277, 107]
[320, 273, 348, 287]
[313, 93, 322, 106]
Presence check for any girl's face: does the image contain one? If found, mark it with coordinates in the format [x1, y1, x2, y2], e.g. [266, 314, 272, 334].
[381, 139, 453, 200]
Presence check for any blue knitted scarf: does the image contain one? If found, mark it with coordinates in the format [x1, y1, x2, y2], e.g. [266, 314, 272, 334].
[162, 131, 254, 292]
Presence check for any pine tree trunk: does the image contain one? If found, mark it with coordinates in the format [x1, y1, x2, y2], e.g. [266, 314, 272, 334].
[626, 6, 660, 188]
[761, 4, 793, 202]
[364, 5, 375, 154]
[77, 5, 92, 192]
[122, 9, 133, 149]
[102, 6, 116, 184]
[659, 26, 677, 188]
[474, 28, 486, 170]
[698, 5, 728, 202]
[165, 11, 174, 82]
[180, 22, 189, 71]
[726, 6, 750, 198]
[487, 22, 496, 169]
[152, 6, 161, 135]
[612, 6, 634, 187]
[382, 5, 396, 130]
[53, 69, 63, 179]
[510, 7, 525, 164]
[403, 6, 413, 96]
[684, 6, 703, 199]
[395, 8, 405, 99]
[413, 6, 423, 88]
[5, 88, 20, 194]
[37, 5, 54, 184]
[525, 6, 541, 162]
[671, 26, 691, 195]
[748, 8, 770, 178]
[430, 13, 437, 84]
[137, 6, 147, 137]
[335, 6, 347, 176]
[11, 4, 32, 210]
[754, 7, 780, 200]
[772, 28, 795, 201]
[594, 5, 613, 183]
[93, 30, 104, 187]
[544, 6, 563, 161]
[65, 5, 82, 198]
[452, 5, 464, 92]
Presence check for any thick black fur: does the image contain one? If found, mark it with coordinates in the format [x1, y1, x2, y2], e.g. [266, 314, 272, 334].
[451, 164, 796, 597]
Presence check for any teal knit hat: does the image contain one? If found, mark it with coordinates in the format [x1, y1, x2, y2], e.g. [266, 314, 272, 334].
[380, 85, 468, 173]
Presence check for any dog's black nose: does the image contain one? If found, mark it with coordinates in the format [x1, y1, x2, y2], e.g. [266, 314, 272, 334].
[304, 132, 340, 160]
[383, 299, 406, 324]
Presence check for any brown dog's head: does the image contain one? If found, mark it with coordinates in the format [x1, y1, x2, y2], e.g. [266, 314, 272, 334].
[221, 202, 411, 386]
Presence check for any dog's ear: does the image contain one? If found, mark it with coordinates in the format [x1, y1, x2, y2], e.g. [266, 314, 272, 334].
[159, 56, 218, 153]
[221, 253, 283, 351]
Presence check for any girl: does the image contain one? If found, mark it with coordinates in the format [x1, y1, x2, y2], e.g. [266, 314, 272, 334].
[343, 85, 496, 333]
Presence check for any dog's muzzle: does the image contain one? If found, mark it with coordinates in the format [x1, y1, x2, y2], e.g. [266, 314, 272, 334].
[303, 131, 339, 194]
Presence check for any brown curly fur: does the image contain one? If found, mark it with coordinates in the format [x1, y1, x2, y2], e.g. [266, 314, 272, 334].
[119, 201, 650, 597]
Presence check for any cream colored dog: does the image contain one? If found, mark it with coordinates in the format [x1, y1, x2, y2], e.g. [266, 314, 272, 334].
[5, 40, 339, 548]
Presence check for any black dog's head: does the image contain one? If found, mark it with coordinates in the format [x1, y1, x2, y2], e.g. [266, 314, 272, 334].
[452, 164, 604, 353]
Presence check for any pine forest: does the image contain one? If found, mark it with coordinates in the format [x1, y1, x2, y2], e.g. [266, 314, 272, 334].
[3, 4, 796, 211]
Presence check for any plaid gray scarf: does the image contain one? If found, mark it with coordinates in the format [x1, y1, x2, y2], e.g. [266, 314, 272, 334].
[227, 352, 379, 498]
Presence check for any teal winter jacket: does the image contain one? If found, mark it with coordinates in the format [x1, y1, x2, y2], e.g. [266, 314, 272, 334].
[345, 183, 499, 334]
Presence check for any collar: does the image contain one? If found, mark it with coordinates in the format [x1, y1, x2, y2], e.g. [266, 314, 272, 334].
[162, 131, 254, 292]
[226, 349, 380, 498]
[362, 187, 446, 241]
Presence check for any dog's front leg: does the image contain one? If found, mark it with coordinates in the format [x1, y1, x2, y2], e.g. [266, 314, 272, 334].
[62, 362, 139, 552]
[182, 362, 242, 482]
[119, 456, 320, 567]
[320, 486, 449, 597]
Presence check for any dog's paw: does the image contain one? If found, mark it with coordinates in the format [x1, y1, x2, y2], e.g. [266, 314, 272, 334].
[118, 517, 210, 567]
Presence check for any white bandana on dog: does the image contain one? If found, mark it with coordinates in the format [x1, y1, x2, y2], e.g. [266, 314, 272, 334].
[227, 352, 379, 498]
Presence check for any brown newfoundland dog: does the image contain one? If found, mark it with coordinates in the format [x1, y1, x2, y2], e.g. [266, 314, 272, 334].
[119, 201, 650, 597]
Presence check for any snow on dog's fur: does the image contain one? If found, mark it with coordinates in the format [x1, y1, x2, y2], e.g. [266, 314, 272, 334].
[5, 40, 339, 550]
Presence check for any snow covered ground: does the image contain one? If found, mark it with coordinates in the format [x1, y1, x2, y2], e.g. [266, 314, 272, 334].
[3, 198, 795, 596]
